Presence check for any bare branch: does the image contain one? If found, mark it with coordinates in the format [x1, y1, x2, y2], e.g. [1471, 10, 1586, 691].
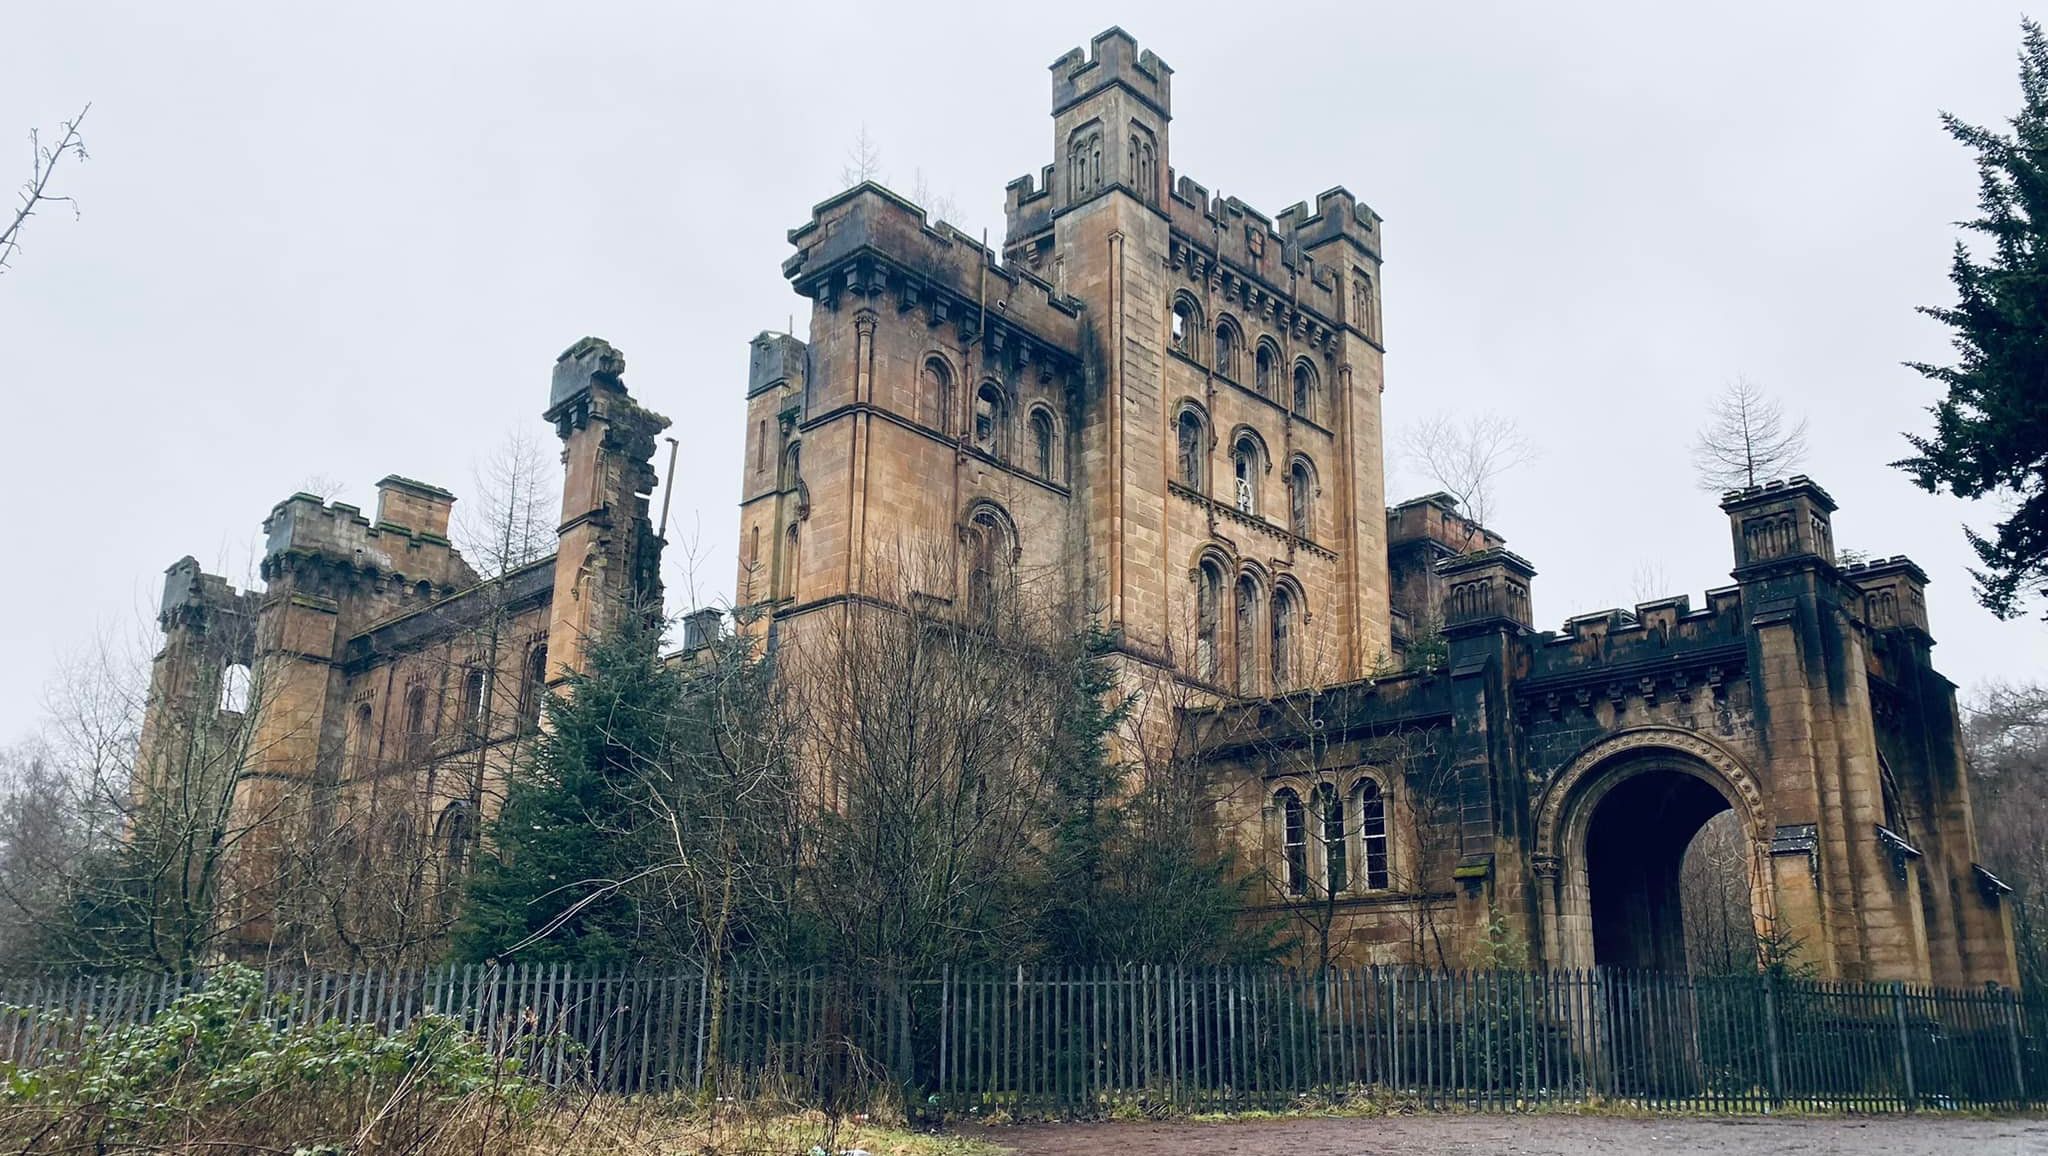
[839, 123, 884, 187]
[1691, 376, 1809, 491]
[1398, 412, 1536, 530]
[1, 103, 90, 275]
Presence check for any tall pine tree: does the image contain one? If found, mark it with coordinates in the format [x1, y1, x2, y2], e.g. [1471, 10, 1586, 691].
[1898, 19, 2048, 618]
[451, 615, 678, 964]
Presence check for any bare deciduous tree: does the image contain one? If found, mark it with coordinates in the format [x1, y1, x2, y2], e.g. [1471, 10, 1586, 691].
[454, 432, 561, 580]
[1679, 810, 1754, 975]
[840, 124, 884, 186]
[911, 168, 961, 230]
[1399, 412, 1536, 530]
[1962, 678, 2048, 989]
[788, 550, 1065, 980]
[1691, 377, 1810, 491]
[2, 104, 90, 274]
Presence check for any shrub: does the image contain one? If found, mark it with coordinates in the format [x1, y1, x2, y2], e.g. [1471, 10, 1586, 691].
[0, 964, 540, 1155]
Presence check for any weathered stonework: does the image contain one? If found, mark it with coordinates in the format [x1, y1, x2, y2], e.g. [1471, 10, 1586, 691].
[139, 25, 2015, 985]
[733, 28, 2017, 986]
[137, 338, 670, 950]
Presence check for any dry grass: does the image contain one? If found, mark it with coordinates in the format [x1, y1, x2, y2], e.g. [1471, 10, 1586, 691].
[524, 1101, 998, 1156]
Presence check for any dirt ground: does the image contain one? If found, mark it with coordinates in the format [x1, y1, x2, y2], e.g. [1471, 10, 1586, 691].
[987, 1113, 2048, 1155]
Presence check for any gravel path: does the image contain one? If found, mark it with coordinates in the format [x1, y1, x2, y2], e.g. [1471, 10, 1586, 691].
[988, 1113, 2048, 1155]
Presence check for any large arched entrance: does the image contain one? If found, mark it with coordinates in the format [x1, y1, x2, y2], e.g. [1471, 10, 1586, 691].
[1537, 728, 1768, 973]
[1586, 768, 1736, 970]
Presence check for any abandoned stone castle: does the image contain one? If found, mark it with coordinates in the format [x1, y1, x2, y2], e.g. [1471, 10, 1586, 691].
[140, 28, 2017, 986]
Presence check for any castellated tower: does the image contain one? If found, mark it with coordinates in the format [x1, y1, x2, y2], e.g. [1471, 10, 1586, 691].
[731, 27, 2015, 983]
[741, 26, 1390, 699]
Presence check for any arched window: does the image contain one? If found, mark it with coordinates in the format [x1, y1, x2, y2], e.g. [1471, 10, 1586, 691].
[1288, 460, 1313, 538]
[218, 663, 251, 714]
[1292, 360, 1317, 420]
[1030, 408, 1058, 481]
[973, 383, 1005, 455]
[438, 801, 475, 878]
[519, 644, 548, 731]
[1171, 295, 1199, 356]
[1068, 126, 1104, 199]
[1235, 574, 1260, 694]
[352, 702, 375, 773]
[920, 356, 953, 434]
[461, 666, 487, 733]
[1214, 319, 1239, 379]
[1129, 125, 1157, 202]
[782, 442, 802, 491]
[1353, 269, 1377, 342]
[1255, 341, 1279, 397]
[1277, 788, 1307, 896]
[1356, 778, 1390, 890]
[781, 522, 801, 601]
[965, 504, 1016, 623]
[1317, 782, 1347, 893]
[1271, 585, 1296, 690]
[403, 684, 430, 756]
[1195, 559, 1223, 681]
[1176, 407, 1207, 489]
[1231, 434, 1261, 515]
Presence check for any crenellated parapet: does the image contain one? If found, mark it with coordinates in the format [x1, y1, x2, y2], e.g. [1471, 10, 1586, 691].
[260, 484, 479, 601]
[1002, 166, 1057, 248]
[1164, 179, 1347, 334]
[1276, 187, 1384, 261]
[1521, 583, 1750, 725]
[784, 184, 1084, 380]
[1049, 26, 1171, 118]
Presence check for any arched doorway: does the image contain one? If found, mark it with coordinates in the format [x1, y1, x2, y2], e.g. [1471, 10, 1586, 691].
[1537, 728, 1768, 973]
[1585, 768, 1736, 971]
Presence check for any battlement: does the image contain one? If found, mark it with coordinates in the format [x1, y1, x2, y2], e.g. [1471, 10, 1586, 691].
[1719, 474, 1838, 514]
[1842, 555, 1929, 584]
[1050, 27, 1171, 118]
[1164, 175, 1347, 325]
[1276, 187, 1383, 258]
[785, 183, 1083, 367]
[262, 486, 478, 593]
[1530, 581, 1748, 672]
[1003, 165, 1058, 245]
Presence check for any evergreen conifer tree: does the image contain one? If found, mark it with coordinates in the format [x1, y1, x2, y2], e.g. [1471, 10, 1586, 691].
[1898, 19, 2048, 618]
[451, 615, 677, 964]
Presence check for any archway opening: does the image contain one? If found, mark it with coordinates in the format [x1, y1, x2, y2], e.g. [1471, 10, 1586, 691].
[1585, 767, 1739, 972]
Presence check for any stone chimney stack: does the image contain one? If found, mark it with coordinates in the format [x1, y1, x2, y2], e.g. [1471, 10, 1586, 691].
[373, 475, 455, 540]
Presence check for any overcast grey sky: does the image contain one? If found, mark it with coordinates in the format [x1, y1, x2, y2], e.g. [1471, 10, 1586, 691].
[3, 1, 2042, 741]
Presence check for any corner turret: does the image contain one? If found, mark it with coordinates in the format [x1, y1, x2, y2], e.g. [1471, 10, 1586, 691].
[1722, 475, 1838, 572]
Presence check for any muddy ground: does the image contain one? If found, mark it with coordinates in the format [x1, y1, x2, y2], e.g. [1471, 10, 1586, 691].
[988, 1113, 2048, 1155]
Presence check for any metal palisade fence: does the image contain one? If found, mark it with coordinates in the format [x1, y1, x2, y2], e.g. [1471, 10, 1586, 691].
[2, 963, 2042, 1114]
